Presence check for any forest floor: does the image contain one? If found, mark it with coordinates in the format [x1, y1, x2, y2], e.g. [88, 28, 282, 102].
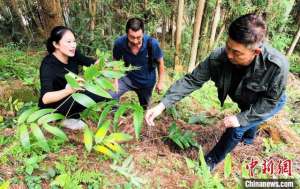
[0, 50, 300, 188]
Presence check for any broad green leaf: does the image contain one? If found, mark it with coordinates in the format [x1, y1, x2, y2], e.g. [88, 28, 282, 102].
[95, 78, 115, 91]
[84, 82, 112, 98]
[185, 157, 196, 170]
[19, 124, 30, 149]
[94, 145, 118, 159]
[84, 126, 93, 153]
[106, 60, 124, 67]
[51, 173, 71, 188]
[241, 161, 249, 178]
[198, 146, 210, 175]
[27, 108, 54, 123]
[101, 70, 124, 79]
[96, 49, 101, 58]
[122, 155, 133, 168]
[17, 106, 38, 125]
[105, 133, 133, 143]
[0, 180, 10, 189]
[180, 136, 190, 149]
[173, 138, 184, 149]
[132, 105, 143, 140]
[224, 153, 232, 178]
[104, 141, 126, 155]
[65, 72, 80, 88]
[95, 120, 111, 143]
[30, 123, 49, 152]
[98, 105, 112, 126]
[83, 65, 99, 80]
[72, 93, 97, 108]
[37, 113, 64, 125]
[113, 105, 128, 130]
[43, 124, 68, 140]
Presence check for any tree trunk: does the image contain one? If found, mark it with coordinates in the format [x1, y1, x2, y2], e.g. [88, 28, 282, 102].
[196, 0, 209, 61]
[214, 24, 225, 45]
[170, 8, 176, 47]
[38, 0, 64, 37]
[23, 0, 44, 38]
[209, 0, 221, 50]
[214, 9, 226, 46]
[174, 0, 184, 72]
[5, 0, 31, 39]
[188, 0, 206, 72]
[287, 26, 300, 56]
[89, 0, 96, 40]
[161, 17, 167, 49]
[61, 0, 70, 26]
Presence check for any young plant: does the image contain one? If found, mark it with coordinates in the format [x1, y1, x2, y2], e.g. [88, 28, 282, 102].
[51, 170, 103, 189]
[166, 122, 199, 149]
[66, 49, 144, 140]
[0, 97, 24, 115]
[17, 107, 67, 152]
[110, 156, 145, 188]
[23, 154, 46, 175]
[224, 153, 232, 179]
[84, 119, 133, 159]
[185, 146, 224, 189]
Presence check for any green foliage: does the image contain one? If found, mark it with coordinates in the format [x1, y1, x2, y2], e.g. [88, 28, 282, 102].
[0, 46, 41, 85]
[110, 156, 146, 188]
[0, 97, 24, 114]
[51, 169, 103, 189]
[84, 120, 133, 160]
[65, 50, 144, 157]
[24, 175, 42, 189]
[224, 153, 232, 179]
[166, 123, 199, 149]
[185, 147, 224, 189]
[0, 180, 10, 189]
[16, 107, 67, 152]
[289, 53, 300, 74]
[188, 112, 216, 125]
[191, 81, 238, 112]
[23, 154, 46, 175]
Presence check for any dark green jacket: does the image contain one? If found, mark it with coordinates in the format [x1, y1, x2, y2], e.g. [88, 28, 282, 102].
[161, 43, 289, 126]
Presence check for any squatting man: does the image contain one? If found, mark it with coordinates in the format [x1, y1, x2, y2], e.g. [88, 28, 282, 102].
[145, 12, 288, 171]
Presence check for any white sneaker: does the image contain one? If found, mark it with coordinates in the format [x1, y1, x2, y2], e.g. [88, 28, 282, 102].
[61, 119, 86, 130]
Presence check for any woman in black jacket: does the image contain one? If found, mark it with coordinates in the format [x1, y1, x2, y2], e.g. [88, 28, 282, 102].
[39, 26, 105, 129]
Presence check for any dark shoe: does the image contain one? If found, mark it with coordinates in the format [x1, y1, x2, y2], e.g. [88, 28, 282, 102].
[205, 156, 216, 172]
[243, 138, 254, 145]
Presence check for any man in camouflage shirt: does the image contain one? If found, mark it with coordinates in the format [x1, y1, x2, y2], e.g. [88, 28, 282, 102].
[145, 13, 288, 170]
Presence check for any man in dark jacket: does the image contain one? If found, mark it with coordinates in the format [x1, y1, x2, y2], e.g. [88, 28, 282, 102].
[145, 13, 288, 170]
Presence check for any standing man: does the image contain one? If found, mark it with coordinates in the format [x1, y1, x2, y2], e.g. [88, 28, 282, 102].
[145, 13, 288, 170]
[111, 17, 165, 109]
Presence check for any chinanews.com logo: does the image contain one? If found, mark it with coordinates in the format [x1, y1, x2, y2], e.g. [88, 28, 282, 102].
[242, 157, 298, 189]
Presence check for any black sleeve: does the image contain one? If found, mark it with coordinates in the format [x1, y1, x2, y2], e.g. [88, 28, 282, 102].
[74, 49, 96, 66]
[113, 41, 122, 60]
[40, 60, 55, 97]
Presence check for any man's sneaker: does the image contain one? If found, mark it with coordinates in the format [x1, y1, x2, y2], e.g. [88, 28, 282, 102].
[61, 119, 86, 130]
[205, 156, 216, 172]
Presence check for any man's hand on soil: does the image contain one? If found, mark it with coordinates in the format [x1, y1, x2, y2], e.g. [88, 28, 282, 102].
[223, 115, 240, 128]
[145, 102, 165, 126]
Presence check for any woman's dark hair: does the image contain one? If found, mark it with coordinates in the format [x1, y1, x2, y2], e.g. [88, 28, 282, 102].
[229, 12, 267, 48]
[46, 26, 73, 53]
[126, 18, 144, 33]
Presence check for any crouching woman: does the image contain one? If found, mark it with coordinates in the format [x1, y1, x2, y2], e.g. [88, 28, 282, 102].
[39, 26, 105, 129]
